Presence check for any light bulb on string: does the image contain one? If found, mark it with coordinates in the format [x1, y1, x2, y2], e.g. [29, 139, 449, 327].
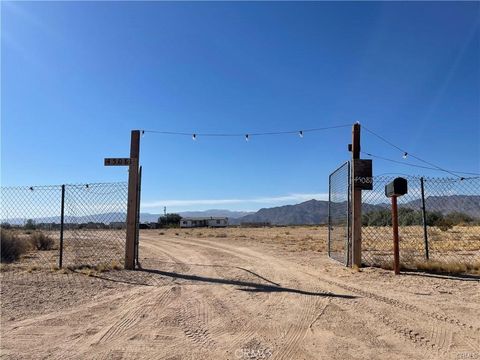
[299, 130, 304, 138]
[245, 134, 249, 142]
[141, 130, 145, 137]
[192, 134, 197, 141]
[403, 152, 408, 159]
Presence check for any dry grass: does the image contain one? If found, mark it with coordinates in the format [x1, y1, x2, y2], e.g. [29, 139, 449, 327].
[156, 226, 328, 253]
[363, 225, 480, 253]
[415, 260, 480, 275]
[69, 260, 123, 275]
[154, 225, 479, 274]
[29, 232, 56, 251]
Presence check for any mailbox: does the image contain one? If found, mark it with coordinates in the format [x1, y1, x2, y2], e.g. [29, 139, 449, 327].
[385, 177, 408, 198]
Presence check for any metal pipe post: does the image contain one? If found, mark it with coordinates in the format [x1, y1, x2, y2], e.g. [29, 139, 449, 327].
[59, 184, 65, 268]
[420, 177, 429, 260]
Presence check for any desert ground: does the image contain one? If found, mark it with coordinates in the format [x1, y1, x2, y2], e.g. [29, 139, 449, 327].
[1, 227, 479, 359]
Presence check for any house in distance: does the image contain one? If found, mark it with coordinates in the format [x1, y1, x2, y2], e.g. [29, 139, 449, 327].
[180, 217, 228, 228]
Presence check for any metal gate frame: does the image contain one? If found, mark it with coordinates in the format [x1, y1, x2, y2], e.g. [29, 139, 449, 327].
[328, 161, 351, 266]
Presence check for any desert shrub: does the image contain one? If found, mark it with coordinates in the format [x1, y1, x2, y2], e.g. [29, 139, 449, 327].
[435, 220, 453, 232]
[30, 232, 55, 250]
[1, 222, 11, 230]
[25, 219, 36, 230]
[157, 213, 182, 228]
[1, 230, 29, 263]
[215, 233, 227, 238]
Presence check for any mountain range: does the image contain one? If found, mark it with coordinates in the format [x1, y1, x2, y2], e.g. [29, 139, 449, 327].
[232, 195, 480, 225]
[4, 195, 479, 226]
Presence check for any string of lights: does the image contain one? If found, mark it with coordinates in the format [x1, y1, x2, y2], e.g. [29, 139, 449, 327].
[141, 124, 352, 141]
[361, 151, 480, 179]
[362, 125, 470, 178]
[140, 122, 477, 178]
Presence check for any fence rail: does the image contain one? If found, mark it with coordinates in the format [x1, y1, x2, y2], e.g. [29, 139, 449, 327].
[1, 182, 128, 270]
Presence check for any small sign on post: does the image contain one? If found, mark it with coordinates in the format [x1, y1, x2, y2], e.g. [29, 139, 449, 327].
[104, 158, 131, 166]
[353, 159, 373, 190]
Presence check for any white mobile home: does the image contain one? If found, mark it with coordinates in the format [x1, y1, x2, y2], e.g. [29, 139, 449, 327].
[180, 217, 228, 228]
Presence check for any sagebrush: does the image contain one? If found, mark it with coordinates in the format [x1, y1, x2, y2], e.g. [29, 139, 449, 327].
[30, 232, 55, 251]
[1, 230, 29, 263]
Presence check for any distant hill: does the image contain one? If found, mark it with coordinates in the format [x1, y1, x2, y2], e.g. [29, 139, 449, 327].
[231, 195, 480, 225]
[403, 195, 480, 218]
[178, 210, 254, 219]
[140, 210, 253, 223]
[4, 195, 478, 226]
[3, 212, 127, 226]
[232, 199, 383, 225]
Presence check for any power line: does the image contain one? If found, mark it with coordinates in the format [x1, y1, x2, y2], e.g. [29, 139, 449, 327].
[141, 124, 352, 138]
[362, 126, 468, 178]
[361, 151, 480, 178]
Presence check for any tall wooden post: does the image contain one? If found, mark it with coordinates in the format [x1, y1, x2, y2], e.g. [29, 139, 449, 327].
[351, 123, 362, 267]
[391, 195, 400, 275]
[125, 130, 140, 270]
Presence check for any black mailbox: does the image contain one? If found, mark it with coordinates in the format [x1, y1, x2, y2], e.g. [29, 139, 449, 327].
[385, 177, 408, 198]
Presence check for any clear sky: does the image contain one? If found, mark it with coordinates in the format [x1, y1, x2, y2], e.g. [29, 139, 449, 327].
[2, 1, 479, 213]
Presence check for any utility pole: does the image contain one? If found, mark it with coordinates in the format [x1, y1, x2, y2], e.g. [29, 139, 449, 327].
[125, 130, 140, 270]
[351, 123, 362, 267]
[164, 206, 167, 217]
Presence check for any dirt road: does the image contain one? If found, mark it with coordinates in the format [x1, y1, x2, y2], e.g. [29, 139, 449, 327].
[1, 231, 479, 359]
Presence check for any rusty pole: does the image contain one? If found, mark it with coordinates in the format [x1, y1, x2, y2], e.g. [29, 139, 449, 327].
[391, 195, 400, 275]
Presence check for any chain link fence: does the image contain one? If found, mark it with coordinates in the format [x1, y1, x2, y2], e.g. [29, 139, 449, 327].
[1, 182, 127, 271]
[362, 176, 480, 268]
[328, 162, 351, 265]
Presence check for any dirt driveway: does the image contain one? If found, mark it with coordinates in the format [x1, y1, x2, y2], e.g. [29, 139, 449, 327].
[1, 230, 479, 359]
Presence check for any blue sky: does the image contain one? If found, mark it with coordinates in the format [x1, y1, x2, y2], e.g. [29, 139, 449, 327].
[2, 1, 479, 213]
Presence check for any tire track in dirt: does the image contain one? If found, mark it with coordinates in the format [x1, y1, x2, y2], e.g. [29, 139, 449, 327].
[296, 270, 479, 358]
[144, 236, 284, 353]
[149, 236, 320, 357]
[96, 285, 177, 344]
[162, 237, 333, 359]
[177, 297, 216, 349]
[348, 298, 453, 357]
[168, 236, 469, 358]
[316, 274, 480, 334]
[275, 291, 325, 360]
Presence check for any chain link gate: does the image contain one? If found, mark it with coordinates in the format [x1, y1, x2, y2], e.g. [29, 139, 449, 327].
[328, 162, 351, 266]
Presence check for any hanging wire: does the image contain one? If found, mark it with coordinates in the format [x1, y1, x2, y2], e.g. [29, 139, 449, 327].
[141, 124, 352, 137]
[362, 126, 468, 178]
[361, 151, 480, 178]
[140, 123, 477, 178]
